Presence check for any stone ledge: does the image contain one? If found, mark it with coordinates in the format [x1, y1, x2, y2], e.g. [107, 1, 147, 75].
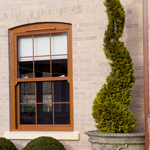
[3, 131, 79, 140]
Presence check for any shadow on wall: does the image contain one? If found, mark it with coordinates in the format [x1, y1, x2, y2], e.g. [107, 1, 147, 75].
[10, 140, 30, 150]
[124, 3, 144, 132]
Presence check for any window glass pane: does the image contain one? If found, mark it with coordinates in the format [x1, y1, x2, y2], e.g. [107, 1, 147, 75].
[17, 36, 33, 57]
[51, 33, 67, 55]
[37, 104, 53, 124]
[36, 82, 52, 103]
[52, 55, 67, 60]
[20, 82, 35, 103]
[20, 104, 35, 124]
[34, 57, 50, 77]
[54, 104, 70, 124]
[54, 81, 69, 102]
[18, 58, 33, 78]
[34, 34, 50, 56]
[52, 56, 67, 77]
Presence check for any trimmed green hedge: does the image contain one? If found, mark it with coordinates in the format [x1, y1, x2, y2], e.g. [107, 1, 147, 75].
[0, 137, 17, 150]
[23, 136, 66, 150]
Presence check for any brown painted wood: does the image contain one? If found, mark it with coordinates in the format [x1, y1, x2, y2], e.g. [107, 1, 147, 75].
[10, 23, 73, 131]
[52, 82, 54, 125]
[26, 27, 56, 32]
[14, 34, 18, 81]
[11, 31, 16, 130]
[17, 77, 68, 82]
[68, 27, 74, 130]
[50, 34, 52, 77]
[35, 83, 37, 125]
[10, 23, 71, 33]
[69, 27, 74, 130]
[32, 35, 35, 78]
[17, 54, 67, 59]
[17, 84, 20, 126]
[20, 102, 70, 104]
[143, 0, 149, 149]
[13, 125, 73, 131]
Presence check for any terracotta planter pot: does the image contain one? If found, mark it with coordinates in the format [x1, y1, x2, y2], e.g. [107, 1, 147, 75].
[85, 131, 145, 150]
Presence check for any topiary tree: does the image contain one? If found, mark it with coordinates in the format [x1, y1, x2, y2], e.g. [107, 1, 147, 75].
[0, 137, 18, 150]
[23, 136, 66, 150]
[92, 0, 137, 133]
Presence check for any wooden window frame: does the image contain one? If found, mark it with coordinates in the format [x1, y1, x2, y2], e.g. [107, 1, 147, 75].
[10, 23, 73, 131]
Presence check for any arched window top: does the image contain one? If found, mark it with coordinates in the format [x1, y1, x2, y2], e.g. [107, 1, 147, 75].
[10, 22, 72, 31]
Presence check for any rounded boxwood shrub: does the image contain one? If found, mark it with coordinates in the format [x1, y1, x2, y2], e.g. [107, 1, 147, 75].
[0, 137, 18, 150]
[23, 136, 66, 150]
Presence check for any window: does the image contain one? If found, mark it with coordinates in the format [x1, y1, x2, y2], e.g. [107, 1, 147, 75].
[10, 23, 73, 131]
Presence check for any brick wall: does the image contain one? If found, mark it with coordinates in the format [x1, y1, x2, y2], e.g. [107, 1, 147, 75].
[0, 0, 144, 149]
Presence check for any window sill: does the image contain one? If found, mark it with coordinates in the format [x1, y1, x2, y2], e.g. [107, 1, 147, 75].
[3, 131, 79, 140]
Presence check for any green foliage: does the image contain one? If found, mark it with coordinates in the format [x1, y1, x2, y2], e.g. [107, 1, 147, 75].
[0, 137, 18, 150]
[23, 136, 66, 150]
[92, 0, 137, 133]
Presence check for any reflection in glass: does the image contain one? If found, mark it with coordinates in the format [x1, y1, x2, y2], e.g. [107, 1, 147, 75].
[34, 35, 50, 56]
[20, 104, 35, 124]
[54, 104, 70, 124]
[20, 82, 35, 103]
[35, 57, 50, 77]
[17, 36, 33, 57]
[37, 104, 53, 124]
[36, 82, 52, 103]
[52, 57, 67, 77]
[51, 33, 67, 55]
[54, 81, 69, 102]
[18, 58, 33, 78]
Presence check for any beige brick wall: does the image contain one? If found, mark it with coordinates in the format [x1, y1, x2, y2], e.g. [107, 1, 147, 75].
[0, 0, 144, 149]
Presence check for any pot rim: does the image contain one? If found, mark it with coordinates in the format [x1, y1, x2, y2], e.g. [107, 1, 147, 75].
[85, 130, 145, 137]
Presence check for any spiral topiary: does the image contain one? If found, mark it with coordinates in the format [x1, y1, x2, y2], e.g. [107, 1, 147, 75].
[92, 0, 137, 133]
[23, 136, 66, 150]
[0, 137, 18, 150]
